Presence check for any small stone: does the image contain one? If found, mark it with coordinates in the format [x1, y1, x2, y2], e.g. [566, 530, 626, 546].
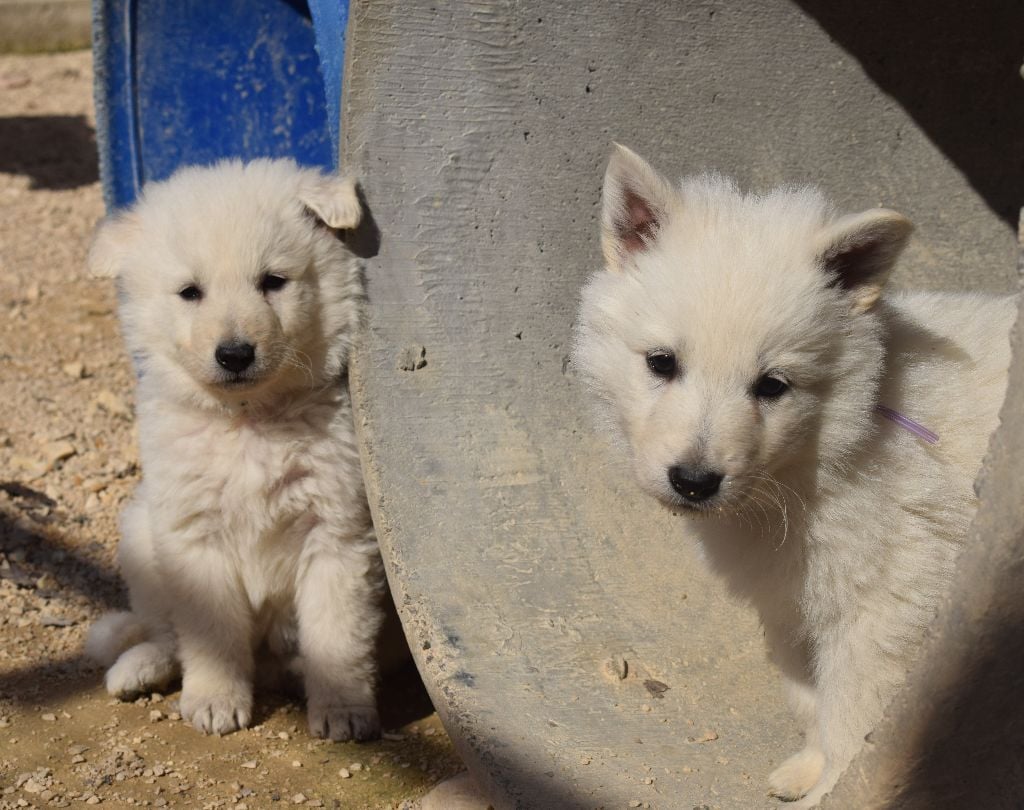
[41, 713, 57, 722]
[40, 614, 76, 627]
[579, 756, 591, 765]
[62, 361, 86, 379]
[22, 779, 43, 794]
[291, 760, 301, 768]
[604, 655, 628, 680]
[291, 794, 306, 804]
[348, 763, 362, 772]
[43, 440, 76, 468]
[629, 802, 642, 808]
[86, 797, 101, 805]
[277, 731, 289, 740]
[381, 732, 405, 741]
[149, 710, 164, 722]
[71, 755, 86, 764]
[95, 390, 131, 419]
[240, 761, 257, 769]
[10, 455, 48, 478]
[338, 769, 350, 779]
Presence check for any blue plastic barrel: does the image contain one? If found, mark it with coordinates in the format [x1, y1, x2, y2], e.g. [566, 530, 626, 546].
[92, 0, 347, 211]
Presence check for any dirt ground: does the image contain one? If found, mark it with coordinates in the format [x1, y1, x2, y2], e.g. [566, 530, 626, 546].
[0, 50, 463, 809]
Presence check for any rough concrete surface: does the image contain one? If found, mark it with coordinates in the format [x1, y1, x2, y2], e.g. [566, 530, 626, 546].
[0, 49, 463, 809]
[341, 1, 1021, 808]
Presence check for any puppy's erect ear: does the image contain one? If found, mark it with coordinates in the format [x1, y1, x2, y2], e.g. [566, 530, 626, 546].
[300, 174, 363, 231]
[87, 213, 139, 279]
[815, 209, 913, 314]
[601, 144, 678, 273]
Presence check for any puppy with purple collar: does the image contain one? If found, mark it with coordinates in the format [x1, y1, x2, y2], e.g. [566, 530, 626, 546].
[574, 145, 1015, 805]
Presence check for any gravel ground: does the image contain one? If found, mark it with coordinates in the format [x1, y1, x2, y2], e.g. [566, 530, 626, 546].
[0, 50, 462, 809]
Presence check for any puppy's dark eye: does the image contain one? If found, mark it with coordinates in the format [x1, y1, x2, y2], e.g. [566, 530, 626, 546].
[178, 285, 203, 302]
[260, 273, 288, 293]
[755, 374, 789, 399]
[646, 351, 677, 378]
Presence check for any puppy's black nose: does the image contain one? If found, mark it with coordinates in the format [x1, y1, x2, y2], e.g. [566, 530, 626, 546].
[215, 341, 256, 373]
[668, 466, 723, 503]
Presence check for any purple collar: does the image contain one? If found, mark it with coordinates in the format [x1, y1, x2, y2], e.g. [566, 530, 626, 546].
[876, 404, 939, 445]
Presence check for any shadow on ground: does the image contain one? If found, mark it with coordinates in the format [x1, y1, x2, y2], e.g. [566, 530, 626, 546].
[0, 492, 438, 733]
[794, 0, 1024, 227]
[0, 115, 99, 190]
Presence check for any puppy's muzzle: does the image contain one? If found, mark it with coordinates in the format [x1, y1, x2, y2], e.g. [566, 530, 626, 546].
[215, 341, 256, 374]
[668, 466, 723, 504]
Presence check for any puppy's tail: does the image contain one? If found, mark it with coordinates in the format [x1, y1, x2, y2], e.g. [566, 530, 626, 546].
[84, 611, 149, 667]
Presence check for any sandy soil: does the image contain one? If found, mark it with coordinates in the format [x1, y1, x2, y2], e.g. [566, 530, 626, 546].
[0, 50, 462, 809]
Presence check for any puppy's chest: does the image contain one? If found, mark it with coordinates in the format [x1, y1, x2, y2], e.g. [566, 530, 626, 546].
[150, 417, 345, 540]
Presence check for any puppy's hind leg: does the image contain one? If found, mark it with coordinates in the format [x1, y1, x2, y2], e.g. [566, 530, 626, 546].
[90, 499, 180, 697]
[296, 526, 384, 742]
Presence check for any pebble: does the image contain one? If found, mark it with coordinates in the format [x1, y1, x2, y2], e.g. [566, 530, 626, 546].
[291, 793, 307, 804]
[240, 761, 257, 769]
[61, 361, 86, 379]
[604, 655, 628, 680]
[338, 768, 351, 779]
[348, 762, 362, 772]
[291, 760, 301, 768]
[10, 455, 48, 478]
[41, 713, 57, 722]
[149, 710, 164, 722]
[43, 440, 77, 468]
[95, 389, 131, 419]
[381, 732, 405, 741]
[22, 779, 43, 794]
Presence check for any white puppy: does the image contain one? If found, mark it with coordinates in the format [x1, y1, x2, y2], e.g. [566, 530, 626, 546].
[84, 159, 384, 741]
[573, 146, 1015, 806]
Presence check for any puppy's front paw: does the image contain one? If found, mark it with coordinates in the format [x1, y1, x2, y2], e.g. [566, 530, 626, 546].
[307, 701, 380, 742]
[105, 642, 177, 698]
[768, 746, 825, 801]
[180, 685, 252, 735]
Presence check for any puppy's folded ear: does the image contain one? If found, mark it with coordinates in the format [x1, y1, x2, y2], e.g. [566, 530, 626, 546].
[601, 144, 679, 273]
[87, 213, 139, 279]
[300, 174, 363, 231]
[816, 209, 913, 314]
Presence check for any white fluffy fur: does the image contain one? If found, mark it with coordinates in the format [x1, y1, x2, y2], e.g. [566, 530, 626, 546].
[573, 145, 1016, 806]
[83, 159, 385, 741]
